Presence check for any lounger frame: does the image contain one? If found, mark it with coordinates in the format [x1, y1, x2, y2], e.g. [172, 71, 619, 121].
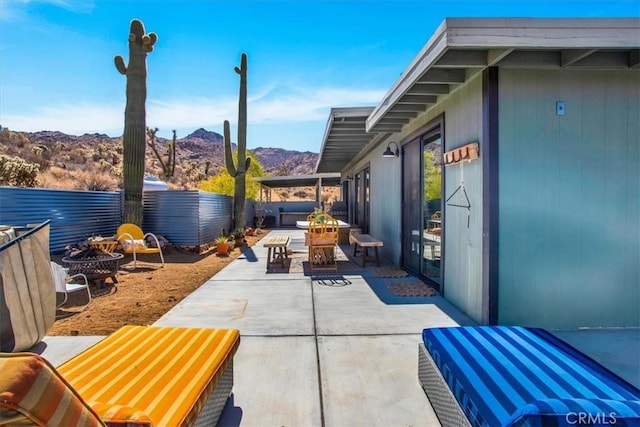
[418, 343, 471, 427]
[194, 361, 234, 426]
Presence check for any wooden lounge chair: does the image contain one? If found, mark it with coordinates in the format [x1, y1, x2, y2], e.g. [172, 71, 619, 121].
[418, 326, 640, 426]
[116, 223, 165, 269]
[0, 325, 240, 426]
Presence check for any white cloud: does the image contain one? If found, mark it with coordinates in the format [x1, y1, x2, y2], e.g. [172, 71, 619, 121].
[1, 84, 386, 137]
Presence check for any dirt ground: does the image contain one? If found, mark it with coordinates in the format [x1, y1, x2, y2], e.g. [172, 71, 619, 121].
[48, 231, 268, 336]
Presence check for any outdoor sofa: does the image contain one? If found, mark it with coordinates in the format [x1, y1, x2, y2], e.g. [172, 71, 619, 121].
[419, 326, 640, 427]
[0, 325, 240, 426]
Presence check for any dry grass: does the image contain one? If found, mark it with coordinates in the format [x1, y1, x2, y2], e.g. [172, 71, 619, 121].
[49, 231, 268, 336]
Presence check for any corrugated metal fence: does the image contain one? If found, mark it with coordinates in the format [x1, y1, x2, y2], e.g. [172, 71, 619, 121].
[0, 187, 246, 253]
[142, 191, 233, 247]
[0, 187, 122, 252]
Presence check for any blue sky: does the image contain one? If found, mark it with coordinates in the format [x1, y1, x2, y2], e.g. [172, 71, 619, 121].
[1, 1, 638, 152]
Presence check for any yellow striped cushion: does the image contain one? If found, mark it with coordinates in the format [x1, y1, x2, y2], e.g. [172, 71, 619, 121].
[90, 402, 153, 426]
[57, 325, 240, 427]
[0, 352, 104, 426]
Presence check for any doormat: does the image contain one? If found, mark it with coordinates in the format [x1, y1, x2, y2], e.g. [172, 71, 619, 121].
[387, 281, 437, 297]
[373, 267, 409, 278]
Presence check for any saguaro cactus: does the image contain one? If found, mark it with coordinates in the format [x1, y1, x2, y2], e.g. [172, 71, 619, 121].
[224, 53, 251, 230]
[147, 127, 177, 178]
[114, 19, 157, 226]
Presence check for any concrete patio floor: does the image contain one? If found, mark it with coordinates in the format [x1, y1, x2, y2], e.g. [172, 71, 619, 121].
[37, 228, 639, 426]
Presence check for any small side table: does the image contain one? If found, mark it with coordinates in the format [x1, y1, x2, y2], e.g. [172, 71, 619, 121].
[88, 237, 118, 253]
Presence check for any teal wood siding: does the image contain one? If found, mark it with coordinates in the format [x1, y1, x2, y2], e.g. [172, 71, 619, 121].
[404, 75, 485, 323]
[498, 69, 640, 329]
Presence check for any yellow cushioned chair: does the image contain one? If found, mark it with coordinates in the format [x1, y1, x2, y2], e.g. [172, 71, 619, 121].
[116, 223, 165, 270]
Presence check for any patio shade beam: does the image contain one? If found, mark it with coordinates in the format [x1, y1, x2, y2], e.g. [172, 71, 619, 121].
[377, 117, 412, 124]
[432, 49, 488, 67]
[332, 122, 367, 129]
[384, 111, 418, 119]
[631, 50, 640, 68]
[569, 51, 634, 69]
[398, 94, 439, 104]
[408, 83, 450, 95]
[487, 48, 514, 65]
[389, 104, 428, 112]
[418, 69, 467, 84]
[561, 49, 599, 67]
[372, 125, 405, 132]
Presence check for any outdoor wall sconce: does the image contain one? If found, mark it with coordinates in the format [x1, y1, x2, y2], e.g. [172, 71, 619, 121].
[382, 141, 400, 158]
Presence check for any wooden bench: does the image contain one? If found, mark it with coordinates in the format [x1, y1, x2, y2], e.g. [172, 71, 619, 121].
[350, 233, 383, 267]
[264, 235, 290, 268]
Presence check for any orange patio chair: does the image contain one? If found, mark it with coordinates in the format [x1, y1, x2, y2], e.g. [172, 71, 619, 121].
[116, 223, 165, 269]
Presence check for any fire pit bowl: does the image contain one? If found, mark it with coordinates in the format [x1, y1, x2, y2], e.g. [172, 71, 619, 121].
[62, 252, 124, 286]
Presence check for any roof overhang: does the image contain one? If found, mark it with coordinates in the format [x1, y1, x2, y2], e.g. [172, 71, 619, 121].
[366, 18, 640, 133]
[254, 173, 342, 189]
[315, 107, 376, 174]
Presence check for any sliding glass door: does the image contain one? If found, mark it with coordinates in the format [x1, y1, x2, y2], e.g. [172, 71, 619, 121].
[401, 124, 443, 288]
[354, 166, 370, 233]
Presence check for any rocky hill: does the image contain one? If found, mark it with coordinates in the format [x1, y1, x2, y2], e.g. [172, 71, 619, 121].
[0, 126, 319, 191]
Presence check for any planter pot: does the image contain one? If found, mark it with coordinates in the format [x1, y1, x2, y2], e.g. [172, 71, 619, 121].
[216, 242, 230, 256]
[234, 237, 244, 247]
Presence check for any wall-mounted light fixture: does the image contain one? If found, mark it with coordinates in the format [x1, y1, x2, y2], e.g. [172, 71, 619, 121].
[382, 141, 400, 158]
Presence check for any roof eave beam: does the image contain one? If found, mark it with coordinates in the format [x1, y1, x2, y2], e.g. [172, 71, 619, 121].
[629, 49, 640, 68]
[561, 49, 598, 67]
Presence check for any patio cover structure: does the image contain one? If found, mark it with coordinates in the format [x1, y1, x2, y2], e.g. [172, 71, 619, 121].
[316, 18, 640, 175]
[254, 173, 341, 203]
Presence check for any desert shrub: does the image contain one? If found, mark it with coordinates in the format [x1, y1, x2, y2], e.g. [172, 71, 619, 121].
[0, 155, 39, 187]
[279, 191, 290, 201]
[293, 190, 308, 199]
[73, 169, 118, 191]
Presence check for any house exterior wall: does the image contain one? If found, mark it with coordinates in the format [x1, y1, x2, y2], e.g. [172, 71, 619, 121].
[346, 144, 403, 263]
[404, 74, 485, 323]
[347, 74, 485, 323]
[498, 69, 640, 329]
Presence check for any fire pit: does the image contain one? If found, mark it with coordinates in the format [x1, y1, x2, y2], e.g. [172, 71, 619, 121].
[62, 248, 123, 287]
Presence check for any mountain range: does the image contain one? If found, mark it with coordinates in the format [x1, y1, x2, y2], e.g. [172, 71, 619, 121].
[0, 126, 320, 191]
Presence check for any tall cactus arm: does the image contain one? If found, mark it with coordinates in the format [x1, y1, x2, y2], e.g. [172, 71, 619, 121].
[114, 55, 127, 74]
[170, 129, 176, 176]
[223, 120, 237, 177]
[236, 53, 247, 163]
[142, 32, 158, 52]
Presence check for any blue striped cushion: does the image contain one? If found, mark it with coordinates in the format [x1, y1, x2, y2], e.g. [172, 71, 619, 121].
[422, 326, 640, 427]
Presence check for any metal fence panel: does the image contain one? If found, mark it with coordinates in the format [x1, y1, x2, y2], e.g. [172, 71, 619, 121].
[143, 191, 232, 247]
[1, 187, 239, 252]
[0, 187, 122, 253]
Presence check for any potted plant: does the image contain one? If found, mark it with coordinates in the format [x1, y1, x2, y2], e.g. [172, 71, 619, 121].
[233, 228, 245, 247]
[215, 235, 230, 256]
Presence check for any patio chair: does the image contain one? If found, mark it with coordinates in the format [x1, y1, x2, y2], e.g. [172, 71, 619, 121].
[0, 325, 240, 426]
[50, 261, 91, 316]
[0, 221, 56, 353]
[307, 213, 339, 271]
[116, 223, 165, 269]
